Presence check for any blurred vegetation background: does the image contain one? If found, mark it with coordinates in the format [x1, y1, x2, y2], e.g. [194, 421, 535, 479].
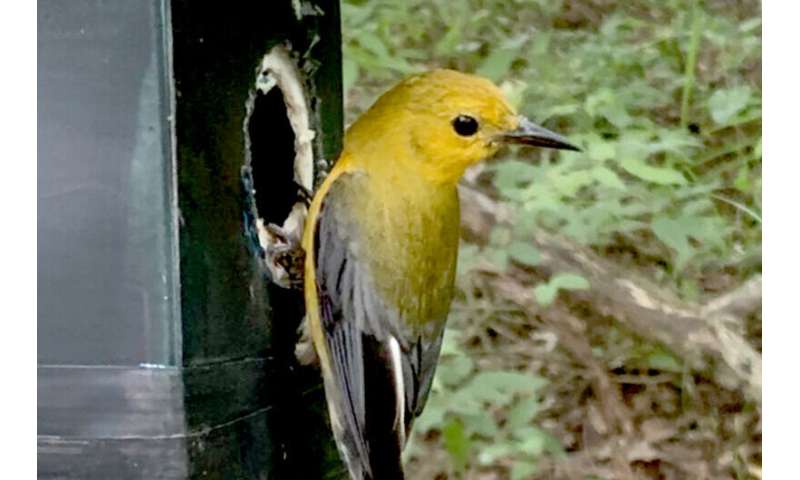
[340, 1, 761, 478]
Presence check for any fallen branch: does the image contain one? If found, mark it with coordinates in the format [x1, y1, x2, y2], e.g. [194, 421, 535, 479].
[703, 275, 762, 319]
[459, 184, 762, 404]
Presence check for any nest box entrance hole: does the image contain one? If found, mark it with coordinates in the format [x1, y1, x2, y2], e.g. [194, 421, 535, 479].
[248, 84, 297, 226]
[242, 45, 315, 285]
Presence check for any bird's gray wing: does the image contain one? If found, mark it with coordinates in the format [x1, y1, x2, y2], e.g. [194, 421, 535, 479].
[313, 172, 414, 479]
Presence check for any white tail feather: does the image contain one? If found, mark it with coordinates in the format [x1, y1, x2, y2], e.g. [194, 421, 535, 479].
[387, 336, 406, 446]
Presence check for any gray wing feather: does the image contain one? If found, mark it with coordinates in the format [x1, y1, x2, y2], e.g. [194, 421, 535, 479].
[314, 173, 447, 477]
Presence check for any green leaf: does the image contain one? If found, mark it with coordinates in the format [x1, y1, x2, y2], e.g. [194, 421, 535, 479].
[584, 88, 632, 128]
[439, 328, 464, 356]
[413, 398, 446, 432]
[342, 58, 359, 94]
[489, 226, 512, 246]
[511, 461, 538, 480]
[533, 283, 557, 306]
[649, 128, 700, 154]
[647, 350, 683, 373]
[651, 216, 694, 270]
[355, 30, 415, 73]
[477, 443, 515, 465]
[551, 273, 591, 290]
[437, 355, 474, 387]
[357, 30, 390, 58]
[476, 48, 517, 81]
[443, 418, 471, 472]
[550, 170, 594, 197]
[540, 103, 579, 120]
[603, 101, 634, 128]
[708, 86, 752, 124]
[518, 433, 547, 456]
[534, 273, 590, 306]
[494, 159, 536, 193]
[462, 411, 499, 438]
[485, 248, 509, 271]
[587, 141, 616, 162]
[593, 166, 627, 190]
[506, 396, 541, 431]
[434, 22, 463, 56]
[500, 79, 529, 110]
[508, 242, 541, 266]
[619, 157, 687, 185]
[460, 371, 546, 405]
[456, 244, 480, 276]
[739, 17, 762, 33]
[583, 88, 612, 118]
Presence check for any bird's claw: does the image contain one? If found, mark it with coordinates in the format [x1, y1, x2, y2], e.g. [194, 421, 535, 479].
[295, 181, 313, 207]
[262, 222, 306, 290]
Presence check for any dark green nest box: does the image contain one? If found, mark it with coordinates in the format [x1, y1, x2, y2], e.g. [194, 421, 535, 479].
[38, 1, 345, 478]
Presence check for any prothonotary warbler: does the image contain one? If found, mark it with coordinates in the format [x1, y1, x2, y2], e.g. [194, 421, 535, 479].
[302, 69, 578, 480]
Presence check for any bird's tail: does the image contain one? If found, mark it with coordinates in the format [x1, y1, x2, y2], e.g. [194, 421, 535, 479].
[334, 338, 406, 480]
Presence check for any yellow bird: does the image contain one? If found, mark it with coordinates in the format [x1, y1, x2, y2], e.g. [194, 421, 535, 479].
[302, 69, 578, 479]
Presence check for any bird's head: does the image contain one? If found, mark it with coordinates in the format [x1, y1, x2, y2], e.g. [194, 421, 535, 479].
[344, 69, 579, 184]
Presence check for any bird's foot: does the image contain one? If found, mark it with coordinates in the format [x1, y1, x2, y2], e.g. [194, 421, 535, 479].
[294, 181, 313, 207]
[257, 203, 307, 290]
[295, 314, 318, 365]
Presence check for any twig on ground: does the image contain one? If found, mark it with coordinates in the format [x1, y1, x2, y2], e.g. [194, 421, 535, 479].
[459, 184, 762, 405]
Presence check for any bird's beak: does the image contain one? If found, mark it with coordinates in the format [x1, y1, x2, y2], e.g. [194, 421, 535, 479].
[499, 117, 581, 151]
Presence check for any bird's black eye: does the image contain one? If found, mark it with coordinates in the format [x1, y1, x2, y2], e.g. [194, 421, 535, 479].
[452, 115, 479, 137]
